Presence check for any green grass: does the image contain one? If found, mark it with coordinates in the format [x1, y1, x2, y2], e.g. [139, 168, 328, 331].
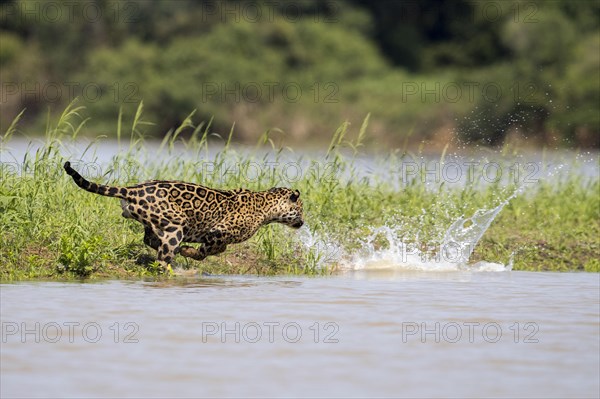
[1, 103, 598, 280]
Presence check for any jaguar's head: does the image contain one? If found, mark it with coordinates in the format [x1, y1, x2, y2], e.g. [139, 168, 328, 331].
[266, 187, 304, 228]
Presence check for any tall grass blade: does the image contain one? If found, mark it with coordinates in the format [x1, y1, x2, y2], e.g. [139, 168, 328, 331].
[327, 121, 349, 156]
[117, 106, 123, 148]
[1, 109, 25, 148]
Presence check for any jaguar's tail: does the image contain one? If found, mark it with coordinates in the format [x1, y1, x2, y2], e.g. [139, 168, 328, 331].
[64, 161, 128, 199]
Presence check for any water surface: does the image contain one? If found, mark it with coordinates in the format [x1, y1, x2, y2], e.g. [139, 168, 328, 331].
[2, 272, 598, 398]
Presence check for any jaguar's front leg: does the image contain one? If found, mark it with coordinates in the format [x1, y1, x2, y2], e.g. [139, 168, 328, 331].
[179, 245, 204, 260]
[151, 225, 184, 274]
[180, 229, 228, 261]
[180, 242, 227, 261]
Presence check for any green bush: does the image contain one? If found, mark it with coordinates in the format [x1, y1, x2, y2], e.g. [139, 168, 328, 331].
[76, 17, 388, 139]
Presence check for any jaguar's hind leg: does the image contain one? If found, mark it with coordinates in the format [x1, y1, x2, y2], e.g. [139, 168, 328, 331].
[143, 225, 161, 250]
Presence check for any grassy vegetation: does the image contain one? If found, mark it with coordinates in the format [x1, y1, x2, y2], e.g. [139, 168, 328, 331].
[1, 104, 598, 280]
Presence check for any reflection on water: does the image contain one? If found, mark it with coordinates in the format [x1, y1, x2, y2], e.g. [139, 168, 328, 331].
[2, 272, 599, 398]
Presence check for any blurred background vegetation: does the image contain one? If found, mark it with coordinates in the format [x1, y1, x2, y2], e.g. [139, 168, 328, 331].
[1, 0, 598, 148]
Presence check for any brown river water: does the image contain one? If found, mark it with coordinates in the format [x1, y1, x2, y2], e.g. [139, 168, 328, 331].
[1, 271, 599, 398]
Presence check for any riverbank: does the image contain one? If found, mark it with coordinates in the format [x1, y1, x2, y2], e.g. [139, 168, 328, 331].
[1, 110, 598, 280]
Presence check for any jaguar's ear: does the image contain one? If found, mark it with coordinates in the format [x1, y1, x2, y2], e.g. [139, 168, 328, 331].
[290, 190, 300, 203]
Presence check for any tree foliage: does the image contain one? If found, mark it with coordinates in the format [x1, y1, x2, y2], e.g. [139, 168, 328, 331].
[0, 0, 598, 147]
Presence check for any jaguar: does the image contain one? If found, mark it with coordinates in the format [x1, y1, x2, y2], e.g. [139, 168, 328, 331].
[63, 161, 304, 271]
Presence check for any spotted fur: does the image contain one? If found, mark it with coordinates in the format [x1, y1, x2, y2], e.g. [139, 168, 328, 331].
[64, 162, 303, 269]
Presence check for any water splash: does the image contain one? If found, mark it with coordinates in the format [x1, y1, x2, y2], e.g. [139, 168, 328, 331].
[338, 191, 519, 273]
[439, 190, 519, 271]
